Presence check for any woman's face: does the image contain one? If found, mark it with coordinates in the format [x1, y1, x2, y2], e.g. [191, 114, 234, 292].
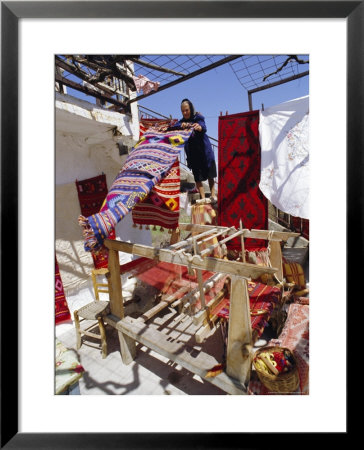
[181, 102, 191, 120]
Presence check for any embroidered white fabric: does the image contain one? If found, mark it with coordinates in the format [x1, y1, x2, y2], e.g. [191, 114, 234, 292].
[259, 96, 309, 219]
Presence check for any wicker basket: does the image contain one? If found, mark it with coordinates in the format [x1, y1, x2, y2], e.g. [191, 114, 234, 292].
[253, 346, 299, 394]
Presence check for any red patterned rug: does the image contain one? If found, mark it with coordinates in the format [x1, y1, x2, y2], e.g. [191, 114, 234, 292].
[211, 281, 281, 338]
[55, 257, 71, 324]
[132, 159, 180, 230]
[76, 174, 115, 268]
[218, 111, 267, 250]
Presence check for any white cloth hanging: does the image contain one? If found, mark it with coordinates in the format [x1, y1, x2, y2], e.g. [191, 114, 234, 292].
[259, 96, 309, 219]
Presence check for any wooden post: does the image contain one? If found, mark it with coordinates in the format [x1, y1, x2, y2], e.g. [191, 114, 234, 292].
[107, 248, 124, 319]
[226, 276, 253, 386]
[269, 240, 284, 283]
[193, 237, 206, 309]
[239, 219, 246, 262]
[117, 331, 136, 365]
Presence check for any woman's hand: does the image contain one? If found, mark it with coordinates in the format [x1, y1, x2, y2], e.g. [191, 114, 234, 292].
[192, 123, 202, 132]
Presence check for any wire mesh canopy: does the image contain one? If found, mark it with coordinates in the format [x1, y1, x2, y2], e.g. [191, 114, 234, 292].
[229, 55, 309, 91]
[55, 54, 309, 111]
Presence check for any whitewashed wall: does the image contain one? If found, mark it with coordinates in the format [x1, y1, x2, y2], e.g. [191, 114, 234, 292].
[55, 94, 151, 296]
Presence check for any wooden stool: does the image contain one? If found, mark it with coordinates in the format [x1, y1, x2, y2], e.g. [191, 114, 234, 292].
[91, 268, 109, 300]
[74, 301, 110, 358]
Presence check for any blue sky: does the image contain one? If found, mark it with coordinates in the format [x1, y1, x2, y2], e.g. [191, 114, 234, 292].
[62, 55, 309, 145]
[138, 60, 309, 142]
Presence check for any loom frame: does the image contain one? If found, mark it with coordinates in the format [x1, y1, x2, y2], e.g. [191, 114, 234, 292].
[104, 223, 299, 394]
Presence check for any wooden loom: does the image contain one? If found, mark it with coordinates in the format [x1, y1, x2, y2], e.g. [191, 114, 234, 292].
[103, 223, 299, 395]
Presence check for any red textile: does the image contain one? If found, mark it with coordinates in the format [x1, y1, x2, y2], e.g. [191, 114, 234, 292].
[211, 281, 280, 338]
[139, 118, 177, 137]
[122, 258, 227, 310]
[75, 174, 115, 269]
[132, 160, 180, 230]
[218, 111, 267, 250]
[132, 119, 180, 230]
[55, 257, 71, 324]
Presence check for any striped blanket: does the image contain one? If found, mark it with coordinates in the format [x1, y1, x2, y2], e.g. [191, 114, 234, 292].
[79, 128, 192, 252]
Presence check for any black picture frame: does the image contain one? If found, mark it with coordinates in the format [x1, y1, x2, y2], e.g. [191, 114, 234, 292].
[1, 1, 359, 447]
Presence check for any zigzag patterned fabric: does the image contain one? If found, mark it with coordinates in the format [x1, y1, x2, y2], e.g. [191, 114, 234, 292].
[132, 159, 180, 230]
[132, 118, 181, 230]
[79, 128, 192, 252]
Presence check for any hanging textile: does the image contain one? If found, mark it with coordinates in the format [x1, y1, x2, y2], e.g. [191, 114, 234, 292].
[259, 96, 309, 219]
[132, 74, 160, 95]
[218, 111, 267, 250]
[79, 128, 192, 252]
[55, 257, 71, 324]
[132, 159, 180, 230]
[139, 118, 177, 137]
[132, 118, 181, 230]
[75, 174, 115, 269]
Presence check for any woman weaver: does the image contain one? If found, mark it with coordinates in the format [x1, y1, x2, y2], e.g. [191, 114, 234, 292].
[175, 98, 217, 201]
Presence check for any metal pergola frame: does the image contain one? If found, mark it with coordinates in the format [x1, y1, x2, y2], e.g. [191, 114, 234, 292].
[247, 70, 309, 110]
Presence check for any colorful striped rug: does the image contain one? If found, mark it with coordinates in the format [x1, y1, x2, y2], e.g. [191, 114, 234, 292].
[79, 128, 192, 252]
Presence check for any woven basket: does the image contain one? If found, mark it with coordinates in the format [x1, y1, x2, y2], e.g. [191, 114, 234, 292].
[253, 346, 299, 394]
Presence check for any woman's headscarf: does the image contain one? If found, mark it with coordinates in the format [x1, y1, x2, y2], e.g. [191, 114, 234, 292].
[181, 98, 196, 120]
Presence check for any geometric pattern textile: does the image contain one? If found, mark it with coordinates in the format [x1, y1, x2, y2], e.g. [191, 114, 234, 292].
[75, 174, 115, 268]
[79, 128, 192, 252]
[55, 257, 71, 325]
[218, 111, 268, 250]
[132, 159, 180, 230]
[133, 118, 181, 230]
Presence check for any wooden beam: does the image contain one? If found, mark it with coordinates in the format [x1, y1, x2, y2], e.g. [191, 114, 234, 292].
[56, 56, 127, 97]
[179, 223, 300, 241]
[55, 74, 128, 109]
[239, 219, 246, 263]
[107, 249, 124, 318]
[169, 227, 219, 250]
[104, 239, 278, 279]
[268, 240, 284, 283]
[199, 229, 245, 257]
[195, 313, 221, 344]
[137, 285, 191, 323]
[105, 314, 247, 395]
[192, 287, 227, 327]
[226, 276, 253, 386]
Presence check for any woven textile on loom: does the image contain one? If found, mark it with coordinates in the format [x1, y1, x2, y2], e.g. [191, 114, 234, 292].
[218, 111, 267, 251]
[76, 174, 115, 268]
[123, 259, 228, 314]
[55, 257, 71, 324]
[79, 127, 192, 252]
[211, 281, 281, 339]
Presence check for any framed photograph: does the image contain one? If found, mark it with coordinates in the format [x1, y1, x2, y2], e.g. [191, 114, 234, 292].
[1, 1, 360, 447]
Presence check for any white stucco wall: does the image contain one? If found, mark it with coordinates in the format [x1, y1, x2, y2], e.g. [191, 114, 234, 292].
[55, 94, 151, 296]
